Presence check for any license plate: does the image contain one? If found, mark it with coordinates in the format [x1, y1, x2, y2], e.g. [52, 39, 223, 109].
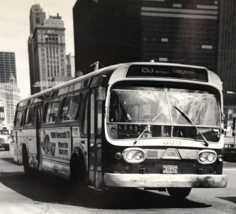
[163, 165, 178, 174]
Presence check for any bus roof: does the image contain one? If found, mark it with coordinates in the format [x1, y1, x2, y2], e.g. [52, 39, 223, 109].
[18, 62, 222, 105]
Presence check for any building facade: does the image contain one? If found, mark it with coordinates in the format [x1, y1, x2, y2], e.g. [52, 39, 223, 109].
[29, 4, 46, 35]
[0, 75, 21, 131]
[217, 1, 236, 130]
[217, 1, 236, 107]
[73, 0, 220, 74]
[28, 4, 68, 94]
[0, 52, 17, 83]
[66, 53, 75, 77]
[0, 52, 20, 130]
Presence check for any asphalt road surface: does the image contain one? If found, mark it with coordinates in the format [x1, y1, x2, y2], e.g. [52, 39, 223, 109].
[0, 151, 236, 214]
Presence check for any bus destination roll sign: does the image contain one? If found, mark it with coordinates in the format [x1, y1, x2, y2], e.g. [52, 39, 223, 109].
[126, 65, 208, 82]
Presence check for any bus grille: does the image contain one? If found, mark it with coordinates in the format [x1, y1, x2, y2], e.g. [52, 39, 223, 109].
[145, 149, 159, 159]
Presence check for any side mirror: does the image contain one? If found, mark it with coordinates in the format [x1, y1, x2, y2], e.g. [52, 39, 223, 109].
[97, 86, 106, 101]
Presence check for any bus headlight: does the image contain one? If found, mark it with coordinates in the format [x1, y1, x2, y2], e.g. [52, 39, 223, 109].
[198, 150, 217, 164]
[134, 151, 143, 160]
[123, 148, 146, 163]
[199, 154, 207, 162]
[126, 151, 135, 160]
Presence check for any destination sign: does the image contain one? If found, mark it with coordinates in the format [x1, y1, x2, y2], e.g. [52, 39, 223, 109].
[126, 65, 208, 82]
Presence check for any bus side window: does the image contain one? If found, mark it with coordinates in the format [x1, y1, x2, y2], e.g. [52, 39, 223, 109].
[15, 110, 23, 126]
[90, 92, 95, 135]
[25, 106, 34, 126]
[61, 95, 80, 121]
[44, 103, 50, 123]
[97, 99, 102, 134]
[68, 95, 80, 120]
[31, 106, 36, 126]
[61, 97, 71, 121]
[49, 102, 59, 122]
[82, 95, 88, 135]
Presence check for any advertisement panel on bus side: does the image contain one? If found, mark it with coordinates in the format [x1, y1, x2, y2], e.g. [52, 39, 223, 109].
[41, 128, 71, 158]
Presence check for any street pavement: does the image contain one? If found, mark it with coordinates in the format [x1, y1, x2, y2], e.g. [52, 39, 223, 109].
[0, 151, 236, 214]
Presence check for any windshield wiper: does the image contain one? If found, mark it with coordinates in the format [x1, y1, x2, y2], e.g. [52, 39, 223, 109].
[134, 107, 166, 145]
[174, 106, 209, 147]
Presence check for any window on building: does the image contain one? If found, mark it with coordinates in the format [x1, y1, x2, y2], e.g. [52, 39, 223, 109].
[161, 38, 168, 42]
[159, 57, 168, 62]
[202, 45, 213, 49]
[36, 17, 40, 24]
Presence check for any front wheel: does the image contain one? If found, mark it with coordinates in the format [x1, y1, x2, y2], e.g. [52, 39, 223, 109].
[167, 188, 191, 199]
[70, 156, 86, 187]
[22, 146, 31, 177]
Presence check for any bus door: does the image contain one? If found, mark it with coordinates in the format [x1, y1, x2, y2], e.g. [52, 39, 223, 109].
[88, 88, 103, 189]
[35, 104, 42, 171]
[14, 107, 24, 164]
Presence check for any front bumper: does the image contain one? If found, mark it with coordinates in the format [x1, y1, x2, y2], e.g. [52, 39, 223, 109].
[104, 173, 228, 188]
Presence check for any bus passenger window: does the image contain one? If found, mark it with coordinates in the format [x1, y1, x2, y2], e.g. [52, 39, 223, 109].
[44, 103, 50, 123]
[61, 95, 80, 121]
[25, 107, 34, 125]
[61, 97, 70, 121]
[90, 93, 95, 134]
[15, 110, 23, 126]
[31, 107, 36, 126]
[50, 102, 59, 122]
[97, 100, 102, 134]
[45, 102, 59, 123]
[83, 96, 88, 135]
[68, 95, 80, 120]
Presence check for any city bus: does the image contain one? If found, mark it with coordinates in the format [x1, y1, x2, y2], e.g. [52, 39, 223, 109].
[12, 62, 227, 198]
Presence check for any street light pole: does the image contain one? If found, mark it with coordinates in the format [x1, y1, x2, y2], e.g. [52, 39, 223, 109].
[226, 91, 236, 145]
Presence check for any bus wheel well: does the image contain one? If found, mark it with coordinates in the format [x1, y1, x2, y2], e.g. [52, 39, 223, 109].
[70, 150, 86, 184]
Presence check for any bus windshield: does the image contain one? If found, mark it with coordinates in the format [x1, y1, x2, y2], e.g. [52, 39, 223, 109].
[108, 86, 221, 142]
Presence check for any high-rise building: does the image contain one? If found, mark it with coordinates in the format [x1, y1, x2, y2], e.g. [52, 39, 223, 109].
[0, 52, 20, 130]
[73, 0, 220, 74]
[29, 4, 46, 35]
[217, 1, 236, 106]
[28, 4, 67, 94]
[0, 75, 21, 131]
[66, 53, 75, 77]
[217, 1, 236, 128]
[0, 52, 17, 83]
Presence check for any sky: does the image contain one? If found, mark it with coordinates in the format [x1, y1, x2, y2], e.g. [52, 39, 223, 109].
[0, 0, 76, 99]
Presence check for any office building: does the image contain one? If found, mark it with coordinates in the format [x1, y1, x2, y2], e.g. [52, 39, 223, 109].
[28, 4, 67, 94]
[66, 53, 75, 77]
[73, 0, 219, 74]
[0, 52, 17, 83]
[29, 4, 46, 34]
[217, 1, 236, 129]
[0, 74, 21, 130]
[217, 1, 236, 107]
[0, 52, 19, 130]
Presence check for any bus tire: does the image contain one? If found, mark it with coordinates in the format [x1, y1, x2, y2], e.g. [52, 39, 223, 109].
[22, 146, 31, 177]
[167, 188, 191, 199]
[70, 155, 85, 187]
